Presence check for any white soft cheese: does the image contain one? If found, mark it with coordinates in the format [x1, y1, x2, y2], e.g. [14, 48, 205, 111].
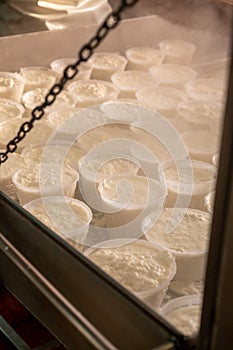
[178, 101, 223, 125]
[186, 78, 225, 101]
[90, 52, 127, 69]
[50, 59, 91, 74]
[145, 208, 211, 252]
[14, 164, 77, 188]
[136, 87, 186, 110]
[0, 98, 24, 121]
[149, 64, 196, 85]
[111, 71, 156, 91]
[126, 47, 164, 69]
[164, 162, 216, 183]
[99, 175, 165, 207]
[82, 157, 138, 176]
[0, 119, 27, 141]
[212, 154, 219, 167]
[73, 81, 107, 98]
[169, 280, 204, 297]
[130, 126, 175, 163]
[47, 108, 82, 128]
[20, 67, 57, 83]
[23, 145, 85, 170]
[0, 153, 27, 179]
[204, 191, 215, 213]
[77, 125, 137, 151]
[27, 199, 90, 232]
[22, 88, 75, 110]
[0, 119, 53, 148]
[88, 241, 175, 293]
[68, 80, 119, 107]
[165, 305, 201, 336]
[159, 40, 196, 58]
[0, 73, 24, 101]
[0, 77, 16, 88]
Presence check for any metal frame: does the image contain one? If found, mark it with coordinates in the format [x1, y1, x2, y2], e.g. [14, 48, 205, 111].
[0, 315, 60, 350]
[198, 22, 233, 350]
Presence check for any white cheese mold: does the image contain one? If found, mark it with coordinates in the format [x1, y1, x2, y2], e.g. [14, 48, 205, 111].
[144, 208, 211, 281]
[84, 239, 176, 309]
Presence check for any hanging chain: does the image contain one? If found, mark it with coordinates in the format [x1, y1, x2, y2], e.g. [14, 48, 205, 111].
[0, 0, 139, 165]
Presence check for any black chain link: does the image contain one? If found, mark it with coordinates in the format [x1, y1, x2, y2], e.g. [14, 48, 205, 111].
[0, 0, 139, 165]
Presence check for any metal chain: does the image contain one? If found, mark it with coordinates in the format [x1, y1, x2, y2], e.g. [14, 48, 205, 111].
[0, 0, 140, 165]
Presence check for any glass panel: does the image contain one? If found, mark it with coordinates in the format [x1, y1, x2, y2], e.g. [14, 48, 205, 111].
[0, 0, 232, 344]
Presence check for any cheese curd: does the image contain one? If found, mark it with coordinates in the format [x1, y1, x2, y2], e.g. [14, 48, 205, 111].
[0, 152, 27, 200]
[0, 72, 25, 102]
[100, 100, 140, 124]
[169, 280, 204, 298]
[161, 159, 217, 197]
[76, 125, 137, 152]
[99, 175, 166, 208]
[22, 88, 76, 114]
[24, 197, 92, 235]
[12, 164, 78, 205]
[145, 208, 211, 280]
[90, 52, 127, 80]
[136, 87, 186, 118]
[78, 156, 139, 211]
[48, 107, 107, 142]
[177, 101, 223, 128]
[0, 98, 25, 122]
[204, 191, 215, 214]
[22, 144, 85, 171]
[87, 240, 175, 294]
[126, 47, 164, 70]
[0, 119, 53, 150]
[163, 161, 216, 183]
[159, 40, 196, 64]
[145, 208, 211, 253]
[149, 64, 196, 89]
[111, 70, 156, 98]
[0, 152, 27, 179]
[185, 78, 225, 102]
[50, 59, 92, 81]
[68, 79, 119, 107]
[14, 164, 77, 188]
[47, 107, 83, 128]
[129, 126, 187, 164]
[212, 154, 219, 167]
[164, 302, 201, 336]
[20, 67, 58, 91]
[81, 157, 139, 179]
